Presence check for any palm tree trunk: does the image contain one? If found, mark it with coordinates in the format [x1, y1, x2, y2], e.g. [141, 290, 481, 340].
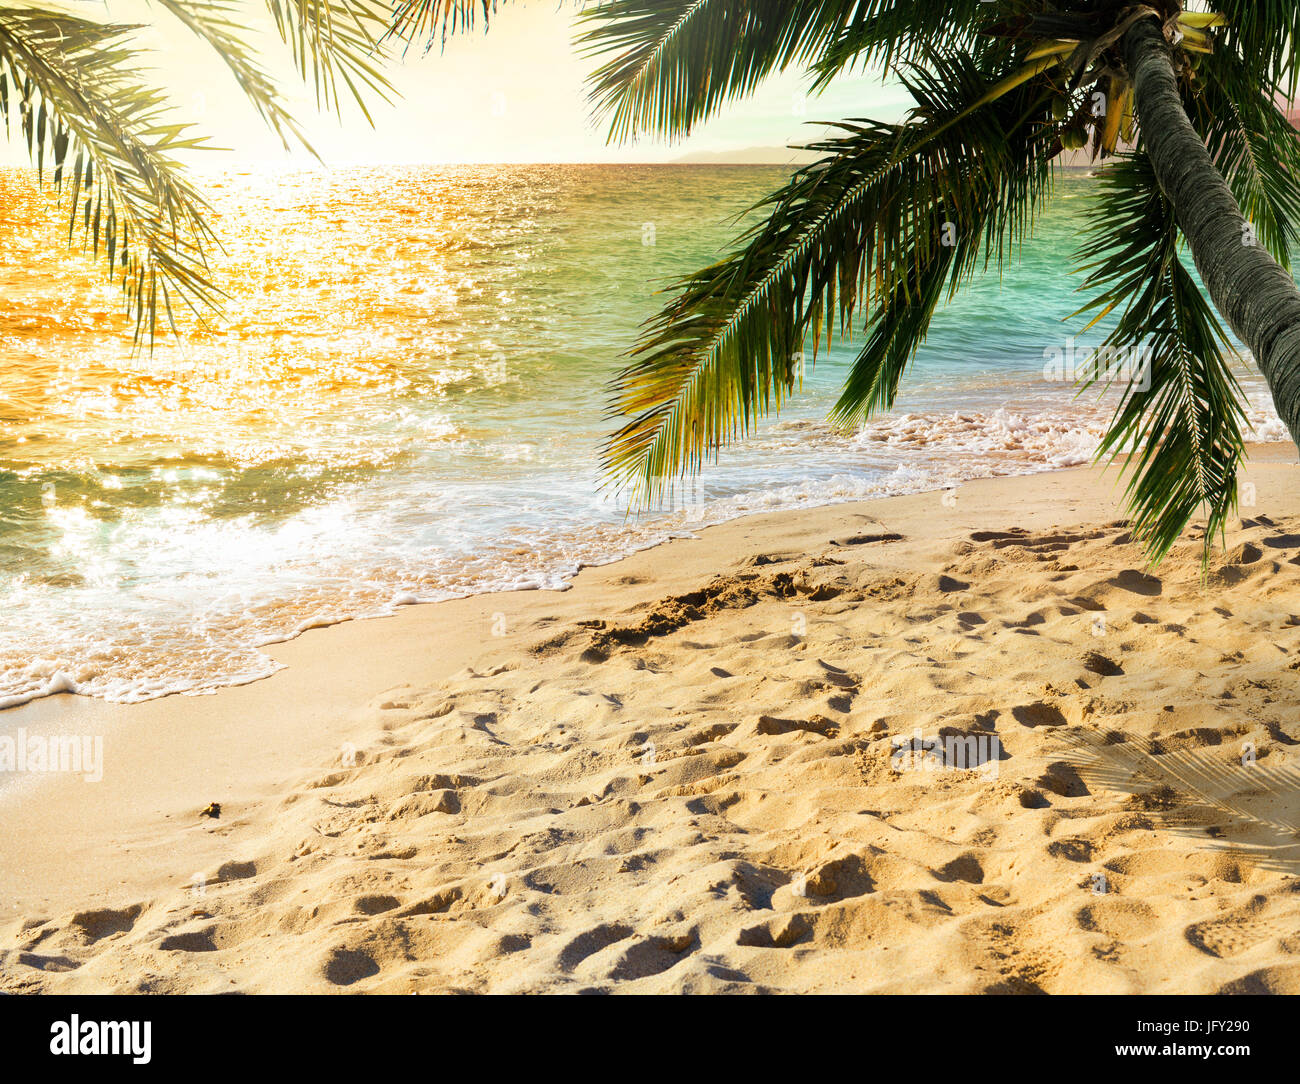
[1124, 16, 1300, 448]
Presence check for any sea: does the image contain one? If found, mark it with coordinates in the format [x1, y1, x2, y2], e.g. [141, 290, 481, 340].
[0, 164, 1287, 705]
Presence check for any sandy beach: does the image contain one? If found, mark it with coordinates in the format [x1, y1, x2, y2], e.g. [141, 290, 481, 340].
[3, 450, 1299, 994]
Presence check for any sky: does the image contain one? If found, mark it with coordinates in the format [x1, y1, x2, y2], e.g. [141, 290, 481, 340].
[1, 1, 912, 167]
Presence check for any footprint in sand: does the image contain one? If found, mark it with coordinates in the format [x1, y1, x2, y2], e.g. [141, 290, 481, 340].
[1082, 651, 1124, 677]
[70, 905, 143, 942]
[353, 894, 402, 916]
[1186, 897, 1287, 958]
[158, 929, 218, 953]
[1012, 702, 1068, 728]
[755, 714, 840, 739]
[1076, 898, 1158, 940]
[16, 952, 80, 973]
[738, 913, 811, 949]
[322, 946, 381, 987]
[601, 934, 699, 980]
[1217, 963, 1300, 995]
[556, 923, 635, 972]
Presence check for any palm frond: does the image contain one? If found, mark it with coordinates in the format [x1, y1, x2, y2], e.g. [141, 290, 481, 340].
[828, 249, 954, 424]
[264, 0, 393, 121]
[1189, 45, 1300, 271]
[831, 52, 1057, 424]
[579, 0, 861, 143]
[603, 50, 1059, 500]
[1074, 153, 1249, 562]
[152, 0, 309, 151]
[386, 0, 500, 51]
[808, 0, 1005, 89]
[1208, 0, 1300, 99]
[0, 1, 394, 338]
[0, 6, 219, 341]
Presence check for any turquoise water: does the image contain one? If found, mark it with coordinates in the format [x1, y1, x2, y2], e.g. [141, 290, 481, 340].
[0, 165, 1285, 704]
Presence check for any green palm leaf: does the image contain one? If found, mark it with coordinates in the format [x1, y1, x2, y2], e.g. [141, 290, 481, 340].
[1075, 153, 1249, 562]
[808, 0, 1006, 87]
[603, 51, 1060, 500]
[0, 0, 393, 338]
[1188, 46, 1300, 271]
[264, 0, 392, 120]
[579, 0, 861, 143]
[387, 0, 500, 51]
[0, 7, 219, 341]
[830, 51, 1057, 424]
[154, 0, 308, 150]
[1209, 0, 1300, 98]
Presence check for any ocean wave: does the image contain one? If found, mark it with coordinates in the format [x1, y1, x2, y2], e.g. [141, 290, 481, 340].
[1, 165, 1292, 709]
[2, 402, 1232, 709]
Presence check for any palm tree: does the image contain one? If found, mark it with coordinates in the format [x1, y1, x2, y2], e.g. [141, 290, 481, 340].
[0, 0, 392, 340]
[397, 1, 1300, 561]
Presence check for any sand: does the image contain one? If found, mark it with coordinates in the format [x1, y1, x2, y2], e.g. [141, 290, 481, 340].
[3, 452, 1300, 994]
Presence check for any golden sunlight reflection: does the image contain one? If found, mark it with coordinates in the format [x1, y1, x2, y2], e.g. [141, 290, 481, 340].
[1, 165, 1288, 706]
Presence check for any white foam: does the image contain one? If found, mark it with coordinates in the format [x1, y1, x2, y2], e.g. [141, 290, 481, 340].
[0, 668, 81, 710]
[3, 401, 1290, 709]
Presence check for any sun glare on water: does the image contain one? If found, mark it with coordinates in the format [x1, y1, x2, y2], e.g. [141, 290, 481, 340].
[0, 165, 1287, 707]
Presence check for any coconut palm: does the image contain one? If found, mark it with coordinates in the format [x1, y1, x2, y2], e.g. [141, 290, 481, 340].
[0, 1, 392, 339]
[397, 1, 1300, 561]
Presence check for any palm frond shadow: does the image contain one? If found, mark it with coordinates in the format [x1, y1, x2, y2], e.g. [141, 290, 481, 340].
[1053, 729, 1300, 877]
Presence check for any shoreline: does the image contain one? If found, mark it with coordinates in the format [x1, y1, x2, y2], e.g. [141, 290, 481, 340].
[6, 441, 1295, 724]
[4, 448, 1299, 992]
